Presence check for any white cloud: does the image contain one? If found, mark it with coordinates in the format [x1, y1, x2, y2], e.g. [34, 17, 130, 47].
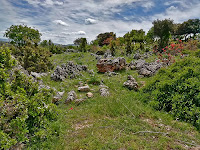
[85, 18, 97, 25]
[53, 20, 69, 27]
[75, 31, 86, 35]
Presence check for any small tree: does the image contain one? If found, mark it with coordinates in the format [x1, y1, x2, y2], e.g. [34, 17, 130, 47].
[4, 24, 41, 47]
[153, 19, 174, 51]
[79, 38, 87, 52]
[124, 33, 132, 55]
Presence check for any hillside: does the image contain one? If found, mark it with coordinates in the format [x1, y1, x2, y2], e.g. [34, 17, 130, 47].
[1, 21, 200, 150]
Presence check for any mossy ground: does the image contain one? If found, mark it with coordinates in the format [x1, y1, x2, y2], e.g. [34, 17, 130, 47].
[29, 52, 200, 150]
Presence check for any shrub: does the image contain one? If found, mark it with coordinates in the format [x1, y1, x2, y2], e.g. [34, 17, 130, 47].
[0, 46, 57, 149]
[143, 57, 200, 130]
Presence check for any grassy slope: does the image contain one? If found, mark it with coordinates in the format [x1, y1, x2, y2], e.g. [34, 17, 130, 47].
[31, 52, 200, 150]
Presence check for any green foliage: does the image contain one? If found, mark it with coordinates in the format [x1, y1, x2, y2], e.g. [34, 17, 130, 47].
[11, 44, 53, 73]
[79, 38, 87, 52]
[40, 40, 64, 54]
[153, 19, 174, 51]
[143, 57, 200, 130]
[96, 32, 116, 46]
[4, 25, 41, 47]
[0, 46, 58, 149]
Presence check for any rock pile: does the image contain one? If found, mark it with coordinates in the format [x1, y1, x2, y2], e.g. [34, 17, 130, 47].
[129, 59, 163, 77]
[51, 61, 87, 81]
[133, 52, 153, 60]
[65, 91, 77, 103]
[123, 75, 138, 91]
[96, 57, 126, 73]
[99, 84, 109, 96]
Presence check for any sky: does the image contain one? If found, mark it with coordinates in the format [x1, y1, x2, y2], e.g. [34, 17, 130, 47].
[0, 0, 200, 44]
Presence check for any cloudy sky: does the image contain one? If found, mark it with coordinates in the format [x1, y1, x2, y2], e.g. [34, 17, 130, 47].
[0, 0, 200, 44]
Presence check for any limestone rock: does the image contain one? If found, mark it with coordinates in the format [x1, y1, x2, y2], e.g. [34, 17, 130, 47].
[99, 88, 109, 97]
[96, 57, 126, 73]
[123, 75, 138, 91]
[86, 92, 93, 98]
[51, 61, 88, 81]
[78, 85, 90, 92]
[65, 91, 77, 103]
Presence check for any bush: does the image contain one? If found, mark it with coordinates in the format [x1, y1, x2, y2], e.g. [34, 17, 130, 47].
[0, 46, 58, 149]
[143, 57, 200, 130]
[11, 44, 53, 73]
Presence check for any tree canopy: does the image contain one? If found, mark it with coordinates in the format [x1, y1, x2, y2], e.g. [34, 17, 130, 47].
[4, 24, 41, 47]
[153, 19, 174, 50]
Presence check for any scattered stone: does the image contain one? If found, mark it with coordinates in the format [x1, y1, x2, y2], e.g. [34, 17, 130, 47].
[133, 53, 141, 60]
[78, 84, 90, 92]
[104, 50, 113, 58]
[88, 69, 94, 75]
[105, 71, 118, 77]
[31, 72, 41, 78]
[99, 88, 109, 97]
[65, 91, 77, 103]
[96, 57, 126, 73]
[86, 92, 93, 98]
[74, 98, 87, 104]
[123, 75, 138, 91]
[138, 68, 152, 77]
[65, 49, 78, 53]
[51, 61, 87, 81]
[91, 53, 102, 61]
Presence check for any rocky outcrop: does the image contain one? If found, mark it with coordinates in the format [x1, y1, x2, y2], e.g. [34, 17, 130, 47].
[128, 59, 163, 77]
[65, 91, 77, 103]
[51, 61, 87, 81]
[123, 75, 138, 91]
[96, 57, 126, 73]
[52, 91, 65, 104]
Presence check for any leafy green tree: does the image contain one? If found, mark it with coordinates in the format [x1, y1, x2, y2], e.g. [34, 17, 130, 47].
[124, 33, 132, 55]
[153, 19, 174, 50]
[4, 25, 41, 47]
[74, 38, 83, 45]
[176, 19, 200, 41]
[145, 27, 155, 44]
[79, 38, 87, 52]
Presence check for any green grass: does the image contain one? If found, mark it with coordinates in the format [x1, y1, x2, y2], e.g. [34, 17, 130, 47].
[30, 52, 200, 150]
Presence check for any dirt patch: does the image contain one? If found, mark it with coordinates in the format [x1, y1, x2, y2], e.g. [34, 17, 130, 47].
[73, 120, 93, 130]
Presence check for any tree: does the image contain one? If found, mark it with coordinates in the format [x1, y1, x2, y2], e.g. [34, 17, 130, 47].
[4, 24, 41, 47]
[74, 38, 83, 45]
[96, 32, 116, 46]
[153, 19, 174, 50]
[176, 19, 200, 41]
[124, 33, 132, 55]
[145, 27, 155, 44]
[79, 38, 87, 52]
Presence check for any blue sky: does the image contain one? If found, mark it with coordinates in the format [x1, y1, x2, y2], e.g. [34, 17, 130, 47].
[0, 0, 200, 44]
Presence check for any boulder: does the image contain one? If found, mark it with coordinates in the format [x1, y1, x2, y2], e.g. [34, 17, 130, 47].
[138, 68, 152, 77]
[99, 88, 109, 97]
[78, 85, 90, 92]
[65, 91, 77, 103]
[31, 72, 41, 78]
[86, 92, 93, 98]
[96, 57, 126, 73]
[123, 75, 138, 91]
